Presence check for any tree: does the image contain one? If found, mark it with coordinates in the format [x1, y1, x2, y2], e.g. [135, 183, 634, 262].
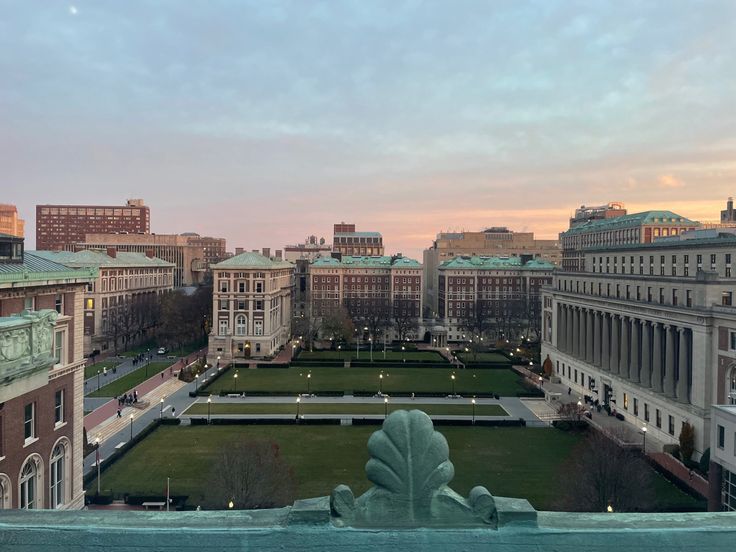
[496, 296, 524, 341]
[679, 421, 695, 462]
[294, 308, 322, 352]
[205, 439, 296, 510]
[393, 298, 419, 342]
[556, 401, 586, 422]
[322, 306, 354, 343]
[458, 299, 494, 360]
[557, 430, 655, 512]
[523, 293, 542, 341]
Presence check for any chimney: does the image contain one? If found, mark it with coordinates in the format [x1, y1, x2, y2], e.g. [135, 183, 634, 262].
[145, 249, 155, 259]
[106, 247, 117, 258]
[235, 247, 244, 255]
[262, 247, 271, 258]
[275, 249, 282, 260]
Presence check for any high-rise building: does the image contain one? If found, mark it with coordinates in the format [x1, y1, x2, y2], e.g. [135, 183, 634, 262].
[332, 222, 384, 257]
[0, 234, 95, 510]
[559, 210, 700, 272]
[36, 199, 150, 250]
[721, 197, 736, 224]
[180, 233, 227, 266]
[75, 233, 205, 288]
[423, 227, 560, 316]
[208, 252, 293, 362]
[541, 228, 736, 459]
[284, 235, 332, 262]
[0, 204, 25, 237]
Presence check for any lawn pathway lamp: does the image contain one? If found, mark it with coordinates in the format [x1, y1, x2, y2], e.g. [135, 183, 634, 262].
[471, 399, 476, 424]
[207, 397, 212, 424]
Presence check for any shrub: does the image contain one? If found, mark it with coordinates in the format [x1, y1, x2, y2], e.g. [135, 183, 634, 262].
[699, 448, 710, 475]
[679, 422, 695, 462]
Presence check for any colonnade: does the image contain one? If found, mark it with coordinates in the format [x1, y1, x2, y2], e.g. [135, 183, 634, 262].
[556, 303, 692, 404]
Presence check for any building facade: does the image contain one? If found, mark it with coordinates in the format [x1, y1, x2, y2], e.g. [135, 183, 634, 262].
[208, 252, 293, 362]
[568, 202, 627, 228]
[423, 227, 560, 315]
[309, 255, 423, 340]
[720, 197, 736, 224]
[284, 236, 332, 262]
[436, 256, 554, 342]
[710, 405, 736, 511]
[541, 229, 736, 459]
[36, 199, 150, 251]
[559, 210, 700, 272]
[0, 204, 25, 238]
[180, 233, 227, 266]
[32, 250, 175, 355]
[332, 223, 384, 257]
[0, 235, 95, 510]
[75, 233, 205, 288]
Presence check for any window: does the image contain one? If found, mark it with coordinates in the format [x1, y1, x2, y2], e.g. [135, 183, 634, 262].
[718, 425, 725, 449]
[255, 300, 264, 311]
[644, 403, 650, 422]
[731, 332, 736, 350]
[723, 292, 733, 306]
[55, 294, 63, 314]
[238, 281, 245, 293]
[711, 254, 717, 271]
[218, 319, 229, 336]
[54, 390, 64, 425]
[85, 298, 94, 310]
[647, 287, 652, 302]
[53, 330, 64, 366]
[686, 290, 693, 308]
[254, 320, 263, 336]
[218, 299, 228, 311]
[668, 415, 675, 435]
[235, 315, 247, 336]
[623, 393, 629, 410]
[672, 289, 678, 306]
[50, 444, 65, 509]
[24, 403, 35, 440]
[255, 281, 263, 293]
[659, 288, 665, 304]
[633, 398, 639, 416]
[24, 296, 35, 311]
[20, 461, 37, 509]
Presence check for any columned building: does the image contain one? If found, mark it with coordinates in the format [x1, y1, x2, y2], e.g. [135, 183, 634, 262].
[208, 252, 293, 362]
[542, 229, 736, 458]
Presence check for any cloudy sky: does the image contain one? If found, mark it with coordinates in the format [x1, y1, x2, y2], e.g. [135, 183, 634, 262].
[2, 1, 735, 258]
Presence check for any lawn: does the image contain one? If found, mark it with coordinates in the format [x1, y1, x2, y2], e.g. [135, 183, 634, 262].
[84, 359, 121, 380]
[297, 350, 446, 362]
[88, 425, 703, 512]
[457, 352, 511, 364]
[119, 340, 206, 358]
[183, 402, 508, 417]
[87, 362, 172, 398]
[204, 367, 531, 396]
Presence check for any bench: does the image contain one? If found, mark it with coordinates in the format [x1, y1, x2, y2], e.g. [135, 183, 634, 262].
[226, 393, 242, 398]
[114, 442, 126, 450]
[142, 501, 166, 510]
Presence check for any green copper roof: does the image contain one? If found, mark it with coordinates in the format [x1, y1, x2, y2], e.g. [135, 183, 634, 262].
[439, 256, 555, 271]
[32, 250, 175, 269]
[0, 252, 97, 285]
[312, 255, 421, 268]
[584, 231, 736, 252]
[213, 252, 293, 269]
[561, 211, 698, 237]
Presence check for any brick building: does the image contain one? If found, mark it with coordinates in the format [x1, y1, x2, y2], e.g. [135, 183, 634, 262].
[180, 233, 227, 266]
[0, 204, 25, 238]
[332, 223, 384, 257]
[36, 199, 150, 251]
[0, 234, 95, 510]
[437, 256, 554, 342]
[32, 250, 175, 355]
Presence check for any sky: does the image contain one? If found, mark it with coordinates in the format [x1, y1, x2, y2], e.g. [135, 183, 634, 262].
[2, 0, 736, 259]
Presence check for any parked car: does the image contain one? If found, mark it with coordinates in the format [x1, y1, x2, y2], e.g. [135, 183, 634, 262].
[157, 347, 168, 355]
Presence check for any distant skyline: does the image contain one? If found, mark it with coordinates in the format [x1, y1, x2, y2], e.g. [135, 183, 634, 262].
[2, 1, 735, 259]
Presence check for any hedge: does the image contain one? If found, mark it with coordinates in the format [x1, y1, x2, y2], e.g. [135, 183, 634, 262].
[196, 364, 232, 395]
[218, 390, 344, 397]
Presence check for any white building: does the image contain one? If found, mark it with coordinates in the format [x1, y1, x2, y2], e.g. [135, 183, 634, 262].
[541, 229, 736, 459]
[208, 252, 293, 361]
[711, 405, 736, 511]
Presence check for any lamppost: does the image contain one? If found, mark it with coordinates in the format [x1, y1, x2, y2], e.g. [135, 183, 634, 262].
[538, 376, 543, 389]
[234, 372, 238, 393]
[217, 355, 221, 371]
[369, 337, 373, 362]
[384, 396, 389, 418]
[95, 437, 101, 494]
[338, 345, 342, 362]
[292, 344, 297, 359]
[471, 399, 476, 424]
[207, 397, 212, 424]
[296, 396, 301, 419]
[307, 372, 311, 395]
[642, 426, 647, 452]
[356, 333, 360, 359]
[195, 373, 200, 393]
[97, 370, 101, 390]
[228, 499, 234, 509]
[379, 373, 383, 395]
[160, 397, 164, 419]
[383, 333, 387, 360]
[451, 374, 456, 397]
[402, 345, 405, 363]
[129, 414, 134, 441]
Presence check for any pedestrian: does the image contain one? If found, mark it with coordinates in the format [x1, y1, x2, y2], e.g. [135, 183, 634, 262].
[133, 390, 138, 403]
[411, 392, 415, 400]
[161, 372, 164, 379]
[689, 470, 694, 481]
[171, 406, 176, 417]
[170, 366, 173, 375]
[117, 409, 121, 418]
[567, 387, 571, 395]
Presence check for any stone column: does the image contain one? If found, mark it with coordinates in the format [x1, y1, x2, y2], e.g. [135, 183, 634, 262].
[664, 325, 677, 398]
[651, 322, 663, 392]
[610, 315, 620, 374]
[640, 321, 651, 387]
[593, 311, 601, 366]
[602, 313, 610, 371]
[619, 315, 629, 376]
[556, 304, 564, 351]
[629, 318, 640, 383]
[566, 306, 573, 354]
[677, 328, 690, 404]
[586, 309, 594, 363]
[572, 307, 580, 358]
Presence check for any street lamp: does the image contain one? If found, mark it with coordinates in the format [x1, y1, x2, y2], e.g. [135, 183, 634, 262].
[95, 437, 101, 495]
[402, 345, 405, 363]
[228, 499, 234, 509]
[296, 396, 301, 419]
[234, 372, 238, 393]
[217, 355, 221, 371]
[471, 399, 476, 424]
[451, 374, 456, 397]
[538, 376, 543, 389]
[195, 373, 200, 392]
[642, 426, 647, 452]
[379, 373, 383, 395]
[384, 396, 389, 418]
[369, 337, 373, 362]
[160, 397, 164, 419]
[129, 414, 134, 441]
[307, 372, 311, 395]
[97, 370, 101, 390]
[338, 345, 342, 362]
[292, 344, 297, 359]
[606, 504, 614, 513]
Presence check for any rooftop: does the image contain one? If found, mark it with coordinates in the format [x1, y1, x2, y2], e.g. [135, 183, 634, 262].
[31, 250, 175, 269]
[582, 231, 736, 253]
[213, 251, 293, 269]
[312, 255, 421, 268]
[0, 251, 96, 283]
[561, 210, 698, 237]
[334, 231, 383, 238]
[439, 256, 556, 270]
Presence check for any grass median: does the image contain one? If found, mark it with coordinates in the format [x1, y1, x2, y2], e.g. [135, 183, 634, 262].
[204, 366, 532, 396]
[84, 359, 121, 380]
[87, 362, 172, 398]
[183, 402, 508, 417]
[297, 350, 446, 362]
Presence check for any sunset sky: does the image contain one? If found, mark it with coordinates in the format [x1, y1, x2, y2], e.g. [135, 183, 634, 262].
[2, 1, 735, 259]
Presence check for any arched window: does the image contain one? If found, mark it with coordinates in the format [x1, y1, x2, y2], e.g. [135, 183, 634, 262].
[235, 315, 247, 336]
[50, 443, 65, 508]
[0, 474, 11, 509]
[19, 460, 37, 509]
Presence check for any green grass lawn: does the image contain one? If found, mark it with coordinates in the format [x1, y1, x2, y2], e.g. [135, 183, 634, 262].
[183, 402, 508, 417]
[120, 340, 206, 358]
[84, 359, 121, 380]
[87, 425, 703, 512]
[87, 362, 172, 397]
[297, 350, 446, 362]
[457, 352, 511, 364]
[204, 367, 530, 396]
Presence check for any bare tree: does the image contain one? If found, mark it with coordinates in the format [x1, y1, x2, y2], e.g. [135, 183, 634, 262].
[294, 303, 322, 352]
[458, 299, 494, 360]
[322, 306, 355, 343]
[206, 439, 296, 510]
[557, 430, 655, 512]
[393, 298, 419, 342]
[524, 294, 542, 341]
